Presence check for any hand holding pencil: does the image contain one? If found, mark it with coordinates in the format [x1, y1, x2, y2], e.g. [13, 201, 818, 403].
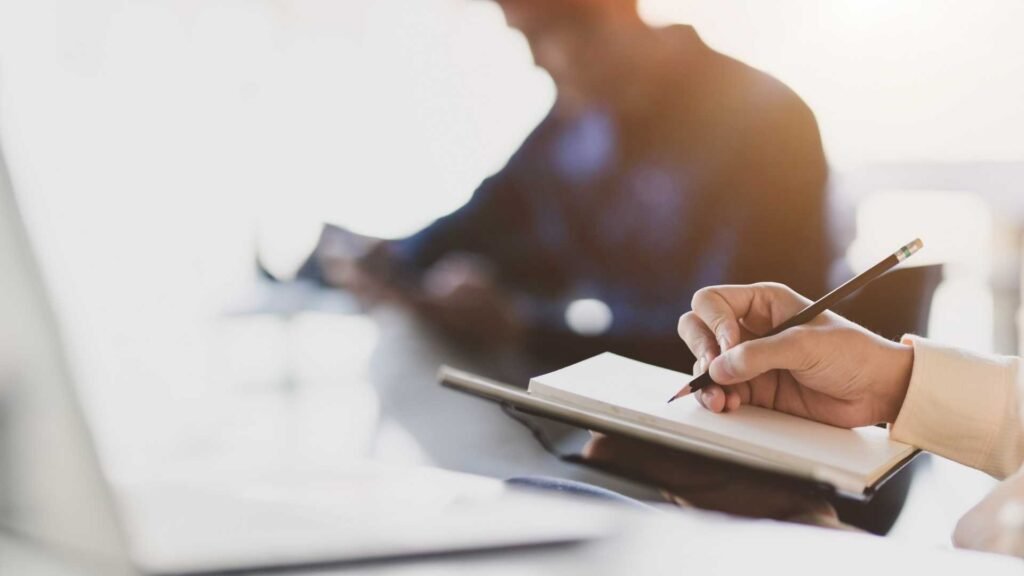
[669, 240, 923, 428]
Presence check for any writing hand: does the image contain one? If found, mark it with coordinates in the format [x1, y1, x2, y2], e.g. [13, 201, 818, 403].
[320, 245, 402, 306]
[678, 283, 914, 428]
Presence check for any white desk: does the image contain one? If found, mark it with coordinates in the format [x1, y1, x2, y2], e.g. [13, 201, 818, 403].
[4, 505, 1022, 575]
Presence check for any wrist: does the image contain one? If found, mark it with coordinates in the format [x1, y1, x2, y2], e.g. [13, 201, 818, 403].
[880, 342, 914, 424]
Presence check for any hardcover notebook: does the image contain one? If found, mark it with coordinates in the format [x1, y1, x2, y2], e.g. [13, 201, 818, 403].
[440, 352, 920, 499]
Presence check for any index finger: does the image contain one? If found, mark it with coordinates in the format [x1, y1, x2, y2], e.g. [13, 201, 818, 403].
[677, 311, 719, 366]
[690, 283, 810, 350]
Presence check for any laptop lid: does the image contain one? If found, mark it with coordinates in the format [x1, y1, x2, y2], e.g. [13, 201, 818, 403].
[0, 133, 615, 576]
[0, 132, 135, 574]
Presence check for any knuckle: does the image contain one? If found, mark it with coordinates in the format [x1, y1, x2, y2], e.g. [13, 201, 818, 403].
[690, 290, 727, 330]
[690, 287, 713, 312]
[760, 281, 795, 300]
[678, 314, 715, 355]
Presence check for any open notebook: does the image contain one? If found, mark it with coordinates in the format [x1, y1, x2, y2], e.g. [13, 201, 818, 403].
[440, 353, 919, 499]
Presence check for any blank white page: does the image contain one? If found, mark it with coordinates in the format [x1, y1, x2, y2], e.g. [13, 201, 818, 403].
[529, 353, 915, 483]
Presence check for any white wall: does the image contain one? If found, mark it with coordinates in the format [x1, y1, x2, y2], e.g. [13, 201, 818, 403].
[5, 0, 1024, 246]
[642, 0, 1024, 167]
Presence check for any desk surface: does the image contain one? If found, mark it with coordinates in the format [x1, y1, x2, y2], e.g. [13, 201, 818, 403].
[4, 506, 1022, 575]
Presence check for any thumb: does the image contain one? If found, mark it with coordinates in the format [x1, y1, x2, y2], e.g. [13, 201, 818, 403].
[708, 327, 818, 385]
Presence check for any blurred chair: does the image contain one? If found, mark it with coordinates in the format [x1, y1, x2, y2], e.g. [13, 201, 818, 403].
[832, 263, 944, 535]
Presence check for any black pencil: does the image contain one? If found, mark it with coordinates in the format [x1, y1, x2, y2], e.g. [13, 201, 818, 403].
[667, 238, 925, 403]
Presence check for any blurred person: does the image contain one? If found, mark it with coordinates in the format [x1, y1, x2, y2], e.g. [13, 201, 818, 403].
[301, 0, 834, 372]
[583, 282, 1024, 556]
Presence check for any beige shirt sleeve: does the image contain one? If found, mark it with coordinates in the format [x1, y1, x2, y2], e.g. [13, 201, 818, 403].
[890, 336, 1024, 479]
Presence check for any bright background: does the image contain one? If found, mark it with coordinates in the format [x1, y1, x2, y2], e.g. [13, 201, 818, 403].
[2, 0, 1024, 547]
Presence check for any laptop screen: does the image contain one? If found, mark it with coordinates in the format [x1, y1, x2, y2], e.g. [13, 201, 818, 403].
[0, 139, 133, 574]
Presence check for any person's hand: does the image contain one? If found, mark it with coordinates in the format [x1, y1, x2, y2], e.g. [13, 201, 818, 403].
[320, 245, 398, 306]
[314, 227, 399, 305]
[410, 254, 525, 346]
[583, 433, 842, 525]
[678, 283, 914, 428]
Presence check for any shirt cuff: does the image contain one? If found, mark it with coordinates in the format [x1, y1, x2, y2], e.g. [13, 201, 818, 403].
[891, 336, 1021, 479]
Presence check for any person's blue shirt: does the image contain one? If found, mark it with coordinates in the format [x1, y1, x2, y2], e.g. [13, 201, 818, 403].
[388, 26, 833, 370]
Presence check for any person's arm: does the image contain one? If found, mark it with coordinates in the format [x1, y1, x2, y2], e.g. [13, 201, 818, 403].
[388, 116, 562, 284]
[388, 171, 528, 275]
[892, 336, 1024, 479]
[335, 174, 516, 299]
[678, 282, 1024, 480]
[307, 166, 548, 317]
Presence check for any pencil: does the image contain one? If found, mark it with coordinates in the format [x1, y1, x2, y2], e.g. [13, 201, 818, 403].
[667, 238, 924, 403]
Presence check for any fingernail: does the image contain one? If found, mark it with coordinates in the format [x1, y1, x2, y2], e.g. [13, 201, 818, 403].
[718, 334, 729, 353]
[697, 355, 708, 375]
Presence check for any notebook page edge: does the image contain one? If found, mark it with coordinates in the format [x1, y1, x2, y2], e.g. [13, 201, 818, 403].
[528, 378, 834, 477]
[530, 377, 869, 494]
[529, 355, 910, 485]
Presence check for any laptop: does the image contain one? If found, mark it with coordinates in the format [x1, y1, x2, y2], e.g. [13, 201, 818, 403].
[0, 142, 614, 574]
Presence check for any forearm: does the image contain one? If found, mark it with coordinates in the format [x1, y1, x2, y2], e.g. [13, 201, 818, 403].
[891, 336, 1024, 479]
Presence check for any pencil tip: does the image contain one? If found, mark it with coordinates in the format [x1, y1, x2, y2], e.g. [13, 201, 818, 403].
[666, 385, 691, 404]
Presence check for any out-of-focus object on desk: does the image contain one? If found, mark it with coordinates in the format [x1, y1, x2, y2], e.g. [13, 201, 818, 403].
[0, 142, 614, 574]
[115, 465, 614, 574]
[221, 275, 362, 391]
[3, 496, 1024, 576]
[221, 238, 364, 390]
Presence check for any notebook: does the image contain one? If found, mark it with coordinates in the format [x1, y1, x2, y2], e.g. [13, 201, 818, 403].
[440, 352, 919, 499]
